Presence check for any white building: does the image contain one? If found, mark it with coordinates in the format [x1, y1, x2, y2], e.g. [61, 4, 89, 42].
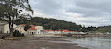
[16, 24, 26, 34]
[17, 24, 44, 35]
[0, 23, 17, 33]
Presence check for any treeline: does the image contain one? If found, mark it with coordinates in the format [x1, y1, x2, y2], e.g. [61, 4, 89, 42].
[96, 26, 111, 33]
[80, 26, 97, 32]
[14, 17, 82, 31]
[81, 26, 111, 33]
[13, 17, 111, 33]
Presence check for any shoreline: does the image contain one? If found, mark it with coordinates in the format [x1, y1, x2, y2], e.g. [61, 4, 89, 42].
[0, 37, 88, 49]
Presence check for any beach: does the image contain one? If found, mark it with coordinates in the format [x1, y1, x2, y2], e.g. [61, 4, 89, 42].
[0, 37, 88, 49]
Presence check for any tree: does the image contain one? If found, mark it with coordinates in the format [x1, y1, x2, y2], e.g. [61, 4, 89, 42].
[24, 24, 31, 31]
[0, 0, 33, 37]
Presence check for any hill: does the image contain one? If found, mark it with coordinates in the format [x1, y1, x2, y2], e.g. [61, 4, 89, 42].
[14, 17, 82, 31]
[96, 26, 111, 33]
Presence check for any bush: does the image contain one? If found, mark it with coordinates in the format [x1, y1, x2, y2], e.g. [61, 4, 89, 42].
[24, 24, 31, 31]
[13, 30, 24, 37]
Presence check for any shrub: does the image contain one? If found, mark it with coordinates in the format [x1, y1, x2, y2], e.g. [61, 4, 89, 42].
[13, 30, 24, 37]
[24, 24, 31, 31]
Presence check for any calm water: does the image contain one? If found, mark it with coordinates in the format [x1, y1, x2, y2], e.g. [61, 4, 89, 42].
[70, 37, 111, 49]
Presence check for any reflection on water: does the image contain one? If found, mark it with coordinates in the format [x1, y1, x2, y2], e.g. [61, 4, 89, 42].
[70, 37, 111, 49]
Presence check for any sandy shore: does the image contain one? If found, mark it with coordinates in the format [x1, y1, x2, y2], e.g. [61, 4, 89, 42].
[0, 37, 88, 49]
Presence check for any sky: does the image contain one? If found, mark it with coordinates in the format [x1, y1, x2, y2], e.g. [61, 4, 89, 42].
[29, 0, 111, 27]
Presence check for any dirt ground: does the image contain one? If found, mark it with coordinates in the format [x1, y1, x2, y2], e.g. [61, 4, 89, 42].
[0, 37, 88, 49]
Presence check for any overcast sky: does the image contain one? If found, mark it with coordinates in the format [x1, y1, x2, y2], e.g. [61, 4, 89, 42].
[29, 0, 111, 27]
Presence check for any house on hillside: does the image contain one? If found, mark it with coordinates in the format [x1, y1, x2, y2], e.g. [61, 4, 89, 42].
[0, 23, 17, 33]
[17, 24, 44, 35]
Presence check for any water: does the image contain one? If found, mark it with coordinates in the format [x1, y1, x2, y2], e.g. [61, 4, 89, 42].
[70, 37, 111, 49]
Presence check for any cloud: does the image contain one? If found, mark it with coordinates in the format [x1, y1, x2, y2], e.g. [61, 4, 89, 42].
[29, 0, 111, 27]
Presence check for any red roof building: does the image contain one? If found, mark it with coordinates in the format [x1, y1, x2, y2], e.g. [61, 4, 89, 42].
[21, 24, 36, 30]
[22, 24, 26, 27]
[17, 24, 44, 35]
[28, 28, 37, 30]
